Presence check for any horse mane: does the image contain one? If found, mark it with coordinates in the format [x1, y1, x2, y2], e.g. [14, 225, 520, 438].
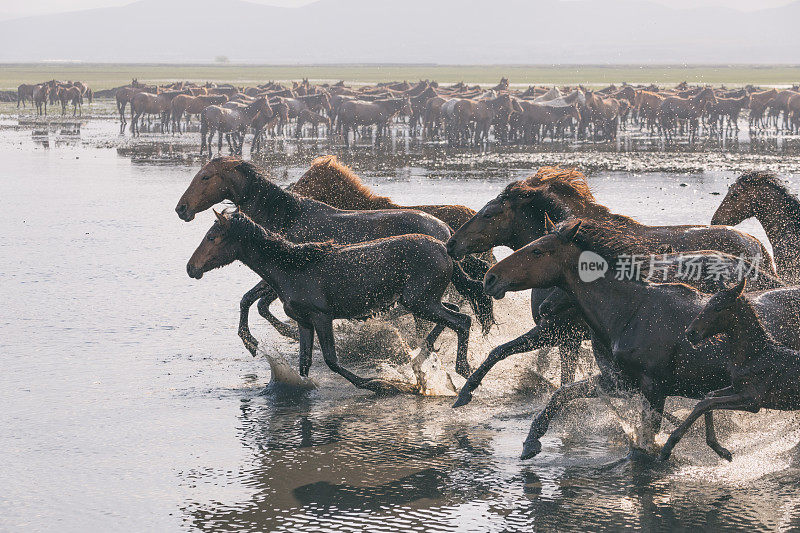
[230, 159, 303, 228]
[500, 166, 638, 225]
[227, 211, 335, 269]
[563, 218, 658, 267]
[293, 155, 396, 210]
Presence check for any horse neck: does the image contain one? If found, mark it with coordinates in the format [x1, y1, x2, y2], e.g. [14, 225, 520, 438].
[560, 267, 648, 346]
[725, 301, 773, 367]
[237, 174, 302, 231]
[235, 232, 291, 290]
[751, 185, 800, 261]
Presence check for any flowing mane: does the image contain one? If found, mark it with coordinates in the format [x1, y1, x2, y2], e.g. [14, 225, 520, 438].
[500, 166, 638, 225]
[230, 159, 304, 229]
[560, 218, 659, 268]
[226, 211, 335, 269]
[291, 155, 396, 210]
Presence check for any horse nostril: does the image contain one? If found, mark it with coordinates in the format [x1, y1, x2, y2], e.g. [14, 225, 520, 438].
[485, 273, 496, 288]
[446, 239, 455, 253]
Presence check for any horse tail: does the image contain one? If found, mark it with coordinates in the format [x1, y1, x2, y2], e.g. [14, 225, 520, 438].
[450, 261, 494, 335]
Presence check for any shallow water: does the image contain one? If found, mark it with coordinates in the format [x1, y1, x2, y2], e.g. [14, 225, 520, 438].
[3, 108, 800, 531]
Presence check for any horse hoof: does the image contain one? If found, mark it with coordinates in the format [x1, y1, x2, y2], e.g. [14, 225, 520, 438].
[520, 438, 542, 460]
[452, 388, 473, 408]
[714, 447, 733, 462]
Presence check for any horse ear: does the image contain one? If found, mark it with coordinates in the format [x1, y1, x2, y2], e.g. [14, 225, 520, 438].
[213, 208, 230, 229]
[558, 220, 581, 242]
[543, 212, 556, 233]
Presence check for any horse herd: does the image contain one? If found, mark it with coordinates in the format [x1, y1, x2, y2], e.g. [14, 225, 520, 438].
[103, 77, 800, 152]
[16, 80, 93, 116]
[175, 154, 800, 463]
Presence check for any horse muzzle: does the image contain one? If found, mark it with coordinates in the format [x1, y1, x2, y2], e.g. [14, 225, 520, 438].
[175, 203, 195, 222]
[483, 272, 509, 300]
[446, 237, 467, 260]
[186, 264, 204, 279]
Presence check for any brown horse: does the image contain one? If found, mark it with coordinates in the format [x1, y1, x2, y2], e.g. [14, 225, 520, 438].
[174, 158, 493, 363]
[16, 84, 36, 108]
[447, 167, 776, 393]
[453, 93, 522, 146]
[170, 94, 228, 134]
[748, 88, 777, 130]
[712, 170, 800, 283]
[661, 278, 800, 460]
[337, 97, 412, 146]
[199, 98, 270, 156]
[187, 210, 472, 391]
[583, 91, 621, 139]
[633, 90, 665, 133]
[481, 218, 800, 460]
[56, 85, 83, 117]
[659, 87, 716, 140]
[295, 109, 331, 138]
[291, 156, 476, 230]
[705, 94, 749, 133]
[129, 90, 184, 135]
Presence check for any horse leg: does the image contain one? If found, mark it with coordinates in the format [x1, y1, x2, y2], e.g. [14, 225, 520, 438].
[298, 323, 314, 377]
[311, 313, 384, 392]
[704, 411, 732, 461]
[521, 374, 605, 460]
[408, 298, 472, 378]
[238, 281, 271, 355]
[660, 389, 758, 460]
[453, 322, 560, 408]
[558, 334, 582, 386]
[257, 294, 299, 340]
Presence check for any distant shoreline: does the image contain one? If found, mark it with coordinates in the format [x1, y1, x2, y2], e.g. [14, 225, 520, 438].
[2, 63, 798, 91]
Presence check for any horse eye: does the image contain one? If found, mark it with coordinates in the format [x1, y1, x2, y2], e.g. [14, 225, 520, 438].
[207, 235, 215, 242]
[201, 175, 211, 181]
[531, 248, 543, 256]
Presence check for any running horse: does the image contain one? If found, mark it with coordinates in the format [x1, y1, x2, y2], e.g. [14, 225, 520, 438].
[447, 167, 776, 393]
[661, 278, 800, 460]
[175, 157, 493, 376]
[187, 210, 472, 392]
[289, 155, 494, 279]
[482, 217, 800, 460]
[712, 170, 800, 283]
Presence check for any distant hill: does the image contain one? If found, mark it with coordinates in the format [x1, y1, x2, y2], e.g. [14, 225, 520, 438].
[0, 0, 798, 63]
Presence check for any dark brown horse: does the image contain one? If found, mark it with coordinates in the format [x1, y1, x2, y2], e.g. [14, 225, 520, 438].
[175, 158, 493, 368]
[16, 83, 36, 108]
[712, 170, 800, 283]
[56, 85, 83, 117]
[187, 210, 473, 391]
[447, 167, 776, 393]
[482, 218, 800, 460]
[661, 278, 800, 460]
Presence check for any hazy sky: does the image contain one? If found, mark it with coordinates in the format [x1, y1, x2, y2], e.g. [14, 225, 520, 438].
[0, 0, 793, 19]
